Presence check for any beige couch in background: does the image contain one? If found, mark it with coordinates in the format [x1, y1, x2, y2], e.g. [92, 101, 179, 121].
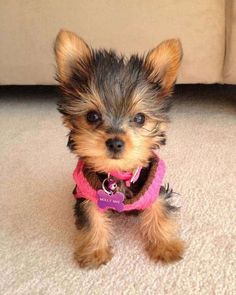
[1, 0, 236, 85]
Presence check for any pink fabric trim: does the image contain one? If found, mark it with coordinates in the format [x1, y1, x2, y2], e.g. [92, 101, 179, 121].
[110, 170, 132, 181]
[110, 166, 142, 187]
[73, 161, 97, 203]
[73, 156, 165, 211]
[123, 159, 165, 211]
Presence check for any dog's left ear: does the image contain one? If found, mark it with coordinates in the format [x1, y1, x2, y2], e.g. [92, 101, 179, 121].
[145, 39, 182, 97]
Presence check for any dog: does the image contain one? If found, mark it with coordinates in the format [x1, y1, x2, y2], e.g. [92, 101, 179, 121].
[54, 30, 184, 268]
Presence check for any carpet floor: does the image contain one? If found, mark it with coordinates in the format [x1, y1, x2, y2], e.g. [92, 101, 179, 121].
[0, 85, 235, 295]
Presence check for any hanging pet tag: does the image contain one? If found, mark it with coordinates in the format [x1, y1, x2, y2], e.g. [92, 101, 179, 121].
[96, 177, 124, 212]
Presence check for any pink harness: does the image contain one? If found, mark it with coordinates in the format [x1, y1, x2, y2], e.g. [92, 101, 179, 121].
[73, 156, 165, 212]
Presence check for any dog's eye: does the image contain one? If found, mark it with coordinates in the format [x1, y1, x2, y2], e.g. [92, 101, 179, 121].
[133, 113, 145, 126]
[86, 111, 101, 123]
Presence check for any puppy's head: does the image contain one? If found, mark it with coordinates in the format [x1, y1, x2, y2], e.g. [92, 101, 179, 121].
[54, 30, 182, 172]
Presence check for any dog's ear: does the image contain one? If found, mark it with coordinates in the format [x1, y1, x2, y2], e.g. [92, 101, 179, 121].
[54, 30, 91, 85]
[145, 39, 182, 97]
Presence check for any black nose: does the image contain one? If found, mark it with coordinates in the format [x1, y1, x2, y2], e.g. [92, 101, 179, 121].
[106, 138, 124, 153]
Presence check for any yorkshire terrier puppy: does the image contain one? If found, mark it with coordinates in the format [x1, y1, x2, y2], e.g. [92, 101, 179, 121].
[54, 30, 184, 268]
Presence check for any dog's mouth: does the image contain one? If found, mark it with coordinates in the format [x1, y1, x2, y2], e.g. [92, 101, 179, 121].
[107, 149, 124, 160]
[109, 153, 122, 160]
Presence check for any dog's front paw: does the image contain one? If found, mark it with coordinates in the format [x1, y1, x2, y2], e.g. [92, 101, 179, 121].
[145, 239, 185, 264]
[74, 246, 113, 269]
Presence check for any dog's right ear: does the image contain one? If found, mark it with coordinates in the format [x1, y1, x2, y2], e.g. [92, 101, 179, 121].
[54, 30, 92, 85]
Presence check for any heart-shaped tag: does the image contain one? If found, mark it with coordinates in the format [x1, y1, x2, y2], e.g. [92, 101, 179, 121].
[97, 189, 125, 212]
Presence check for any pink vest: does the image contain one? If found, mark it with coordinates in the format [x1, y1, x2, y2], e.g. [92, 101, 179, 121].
[73, 156, 165, 212]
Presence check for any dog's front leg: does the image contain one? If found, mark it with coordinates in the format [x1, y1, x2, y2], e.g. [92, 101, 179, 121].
[74, 199, 113, 268]
[140, 188, 185, 263]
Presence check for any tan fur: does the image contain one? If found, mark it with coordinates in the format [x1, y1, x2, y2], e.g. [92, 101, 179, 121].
[54, 30, 91, 82]
[67, 81, 170, 172]
[140, 198, 185, 263]
[74, 200, 113, 268]
[69, 90, 165, 173]
[73, 126, 154, 172]
[146, 39, 182, 97]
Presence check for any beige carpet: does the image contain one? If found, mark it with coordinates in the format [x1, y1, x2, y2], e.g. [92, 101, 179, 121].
[0, 85, 235, 295]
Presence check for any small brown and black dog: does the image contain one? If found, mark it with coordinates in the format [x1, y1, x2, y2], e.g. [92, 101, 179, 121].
[54, 30, 184, 268]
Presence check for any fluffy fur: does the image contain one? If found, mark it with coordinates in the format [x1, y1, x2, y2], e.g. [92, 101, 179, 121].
[55, 30, 184, 268]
